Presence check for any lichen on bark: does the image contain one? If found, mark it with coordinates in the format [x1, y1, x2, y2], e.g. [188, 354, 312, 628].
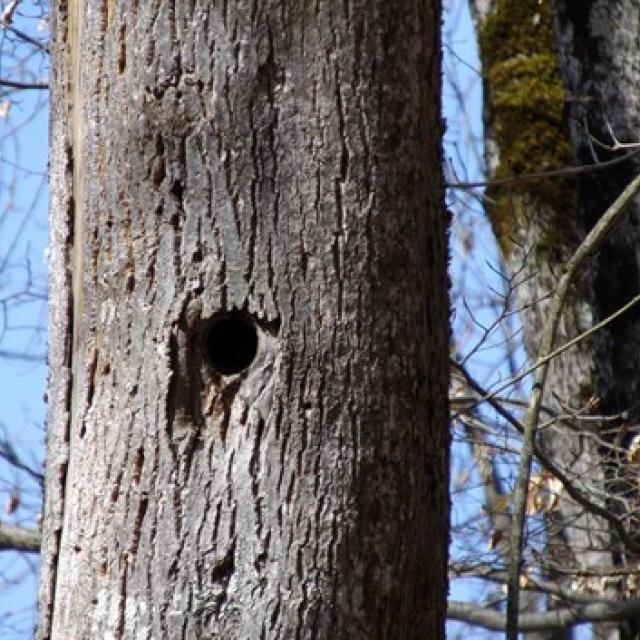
[478, 0, 576, 257]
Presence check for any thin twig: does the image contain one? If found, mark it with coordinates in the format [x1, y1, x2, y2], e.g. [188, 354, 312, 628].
[0, 77, 48, 90]
[446, 148, 640, 190]
[4, 25, 50, 55]
[451, 360, 640, 556]
[0, 349, 46, 363]
[453, 290, 640, 420]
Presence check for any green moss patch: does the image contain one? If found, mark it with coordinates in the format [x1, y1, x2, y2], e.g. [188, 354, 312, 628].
[478, 0, 576, 255]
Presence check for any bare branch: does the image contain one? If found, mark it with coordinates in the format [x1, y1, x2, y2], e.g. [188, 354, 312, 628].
[0, 78, 48, 90]
[0, 523, 39, 553]
[447, 148, 640, 189]
[452, 359, 640, 555]
[449, 598, 640, 632]
[454, 290, 640, 418]
[452, 563, 621, 605]
[4, 25, 50, 55]
[0, 0, 20, 26]
[0, 349, 46, 363]
[0, 432, 44, 484]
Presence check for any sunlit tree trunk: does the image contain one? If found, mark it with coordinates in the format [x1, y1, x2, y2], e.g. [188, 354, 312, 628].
[39, 1, 449, 638]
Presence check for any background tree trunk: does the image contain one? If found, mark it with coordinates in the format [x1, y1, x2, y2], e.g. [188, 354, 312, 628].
[551, 4, 640, 639]
[39, 1, 449, 639]
[472, 1, 626, 638]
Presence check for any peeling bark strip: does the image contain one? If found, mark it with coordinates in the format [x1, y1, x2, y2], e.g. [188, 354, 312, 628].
[40, 1, 449, 639]
[38, 3, 75, 637]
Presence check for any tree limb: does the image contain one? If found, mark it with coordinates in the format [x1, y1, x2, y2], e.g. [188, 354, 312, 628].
[0, 523, 40, 553]
[451, 563, 620, 605]
[449, 598, 640, 632]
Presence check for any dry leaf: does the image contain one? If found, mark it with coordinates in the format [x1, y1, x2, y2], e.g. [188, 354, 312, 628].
[4, 491, 19, 515]
[628, 434, 640, 463]
[546, 475, 563, 512]
[454, 467, 470, 492]
[527, 471, 564, 515]
[526, 474, 545, 515]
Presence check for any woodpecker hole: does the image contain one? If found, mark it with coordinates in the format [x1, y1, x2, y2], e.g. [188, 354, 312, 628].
[204, 313, 258, 376]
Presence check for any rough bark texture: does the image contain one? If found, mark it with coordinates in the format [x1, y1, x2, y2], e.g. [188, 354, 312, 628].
[39, 1, 449, 639]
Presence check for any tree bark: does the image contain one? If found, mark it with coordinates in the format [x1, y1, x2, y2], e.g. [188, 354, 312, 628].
[39, 1, 449, 639]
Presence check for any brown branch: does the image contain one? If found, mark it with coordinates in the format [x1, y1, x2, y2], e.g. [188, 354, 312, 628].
[0, 523, 40, 553]
[446, 149, 640, 189]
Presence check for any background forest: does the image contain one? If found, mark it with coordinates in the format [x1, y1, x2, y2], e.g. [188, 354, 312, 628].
[447, 1, 640, 639]
[2, 0, 640, 638]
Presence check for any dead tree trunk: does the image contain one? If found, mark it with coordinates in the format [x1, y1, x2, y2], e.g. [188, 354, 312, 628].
[39, 1, 449, 638]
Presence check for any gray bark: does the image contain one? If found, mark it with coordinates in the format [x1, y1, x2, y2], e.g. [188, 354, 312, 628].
[39, 1, 449, 639]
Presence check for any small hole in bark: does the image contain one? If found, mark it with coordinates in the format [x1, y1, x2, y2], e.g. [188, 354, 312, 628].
[204, 312, 258, 376]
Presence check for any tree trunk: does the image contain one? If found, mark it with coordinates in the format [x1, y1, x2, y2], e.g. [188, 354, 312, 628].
[39, 1, 449, 639]
[472, 1, 619, 639]
[551, 4, 640, 639]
